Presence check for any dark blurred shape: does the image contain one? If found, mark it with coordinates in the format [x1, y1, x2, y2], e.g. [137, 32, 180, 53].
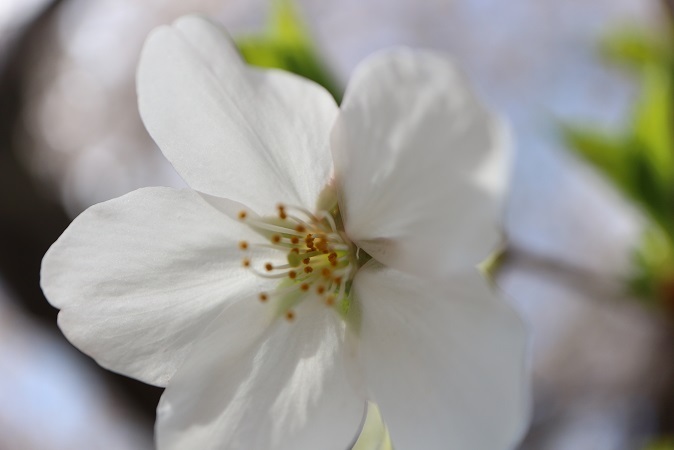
[0, 0, 68, 321]
[665, 0, 674, 22]
[0, 0, 161, 422]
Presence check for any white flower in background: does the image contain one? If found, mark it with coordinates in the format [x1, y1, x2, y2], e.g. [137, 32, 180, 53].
[41, 15, 529, 450]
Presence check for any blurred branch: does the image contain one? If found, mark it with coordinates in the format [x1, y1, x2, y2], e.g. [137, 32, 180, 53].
[499, 244, 628, 301]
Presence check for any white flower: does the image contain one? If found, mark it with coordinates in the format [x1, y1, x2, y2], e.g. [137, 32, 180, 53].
[41, 15, 529, 450]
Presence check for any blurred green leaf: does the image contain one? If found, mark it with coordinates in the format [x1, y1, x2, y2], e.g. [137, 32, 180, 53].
[564, 25, 674, 308]
[632, 65, 674, 194]
[601, 27, 671, 68]
[631, 226, 674, 304]
[628, 140, 674, 238]
[563, 77, 674, 236]
[562, 126, 632, 193]
[235, 0, 343, 102]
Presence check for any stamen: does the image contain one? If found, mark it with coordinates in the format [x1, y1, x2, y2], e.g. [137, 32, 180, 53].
[314, 237, 328, 252]
[285, 214, 314, 232]
[305, 234, 314, 247]
[284, 205, 319, 223]
[318, 210, 338, 233]
[277, 204, 287, 220]
[245, 219, 304, 237]
[249, 268, 293, 279]
[251, 243, 294, 252]
[239, 201, 358, 320]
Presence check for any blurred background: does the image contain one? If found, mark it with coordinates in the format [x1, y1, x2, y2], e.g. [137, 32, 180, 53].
[1, 0, 673, 448]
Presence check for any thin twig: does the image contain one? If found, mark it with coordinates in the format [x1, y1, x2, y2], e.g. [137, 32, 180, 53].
[498, 244, 628, 301]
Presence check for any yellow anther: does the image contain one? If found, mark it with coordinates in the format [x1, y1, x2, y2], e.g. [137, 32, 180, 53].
[304, 266, 313, 274]
[300, 283, 310, 292]
[316, 285, 326, 295]
[242, 258, 251, 268]
[238, 211, 247, 220]
[303, 258, 311, 265]
[277, 204, 287, 220]
[321, 268, 332, 278]
[325, 296, 335, 306]
[286, 311, 295, 321]
[295, 225, 306, 233]
[314, 238, 328, 252]
[259, 293, 268, 302]
[271, 235, 281, 244]
[288, 270, 297, 279]
[265, 263, 273, 272]
[239, 241, 249, 250]
[290, 236, 300, 244]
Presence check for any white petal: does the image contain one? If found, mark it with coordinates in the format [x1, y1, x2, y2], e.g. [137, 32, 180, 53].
[332, 49, 510, 276]
[41, 187, 278, 387]
[157, 300, 365, 450]
[354, 263, 529, 450]
[137, 15, 337, 213]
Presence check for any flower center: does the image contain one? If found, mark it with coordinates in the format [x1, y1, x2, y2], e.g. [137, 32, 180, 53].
[238, 201, 360, 322]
